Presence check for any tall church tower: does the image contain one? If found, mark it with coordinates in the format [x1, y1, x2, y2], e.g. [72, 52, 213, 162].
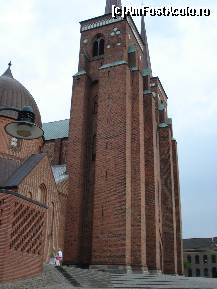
[64, 1, 183, 274]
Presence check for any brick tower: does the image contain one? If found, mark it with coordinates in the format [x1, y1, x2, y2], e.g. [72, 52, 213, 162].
[64, 0, 183, 274]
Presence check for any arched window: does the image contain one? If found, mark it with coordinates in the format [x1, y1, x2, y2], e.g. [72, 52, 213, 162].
[128, 45, 136, 69]
[204, 268, 209, 277]
[188, 269, 192, 277]
[195, 255, 200, 264]
[203, 255, 208, 264]
[99, 39, 105, 55]
[196, 268, 200, 277]
[187, 255, 192, 263]
[39, 184, 47, 204]
[27, 192, 32, 199]
[93, 35, 105, 57]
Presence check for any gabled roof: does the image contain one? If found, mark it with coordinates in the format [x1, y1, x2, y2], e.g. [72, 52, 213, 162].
[42, 119, 69, 141]
[183, 237, 217, 250]
[2, 154, 45, 188]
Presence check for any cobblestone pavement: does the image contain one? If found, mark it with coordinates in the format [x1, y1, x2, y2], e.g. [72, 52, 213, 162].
[1, 265, 217, 289]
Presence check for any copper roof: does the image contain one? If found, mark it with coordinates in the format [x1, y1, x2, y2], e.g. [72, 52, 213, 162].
[0, 64, 41, 126]
[42, 119, 69, 140]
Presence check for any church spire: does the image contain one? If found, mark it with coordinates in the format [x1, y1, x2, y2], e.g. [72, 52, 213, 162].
[1, 61, 14, 79]
[105, 0, 122, 14]
[141, 15, 152, 76]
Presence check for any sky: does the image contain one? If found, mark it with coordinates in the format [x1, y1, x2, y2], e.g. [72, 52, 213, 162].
[0, 0, 217, 239]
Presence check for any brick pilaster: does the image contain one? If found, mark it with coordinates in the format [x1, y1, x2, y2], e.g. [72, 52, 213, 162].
[143, 92, 161, 272]
[159, 125, 177, 274]
[172, 140, 184, 275]
[131, 71, 147, 271]
[64, 74, 89, 264]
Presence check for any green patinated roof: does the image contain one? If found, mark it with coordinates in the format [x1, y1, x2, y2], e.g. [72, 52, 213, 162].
[42, 119, 69, 141]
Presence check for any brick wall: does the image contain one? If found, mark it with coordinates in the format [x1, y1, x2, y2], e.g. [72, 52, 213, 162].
[172, 140, 184, 274]
[159, 126, 177, 274]
[18, 155, 64, 262]
[130, 70, 146, 270]
[42, 138, 68, 165]
[57, 179, 68, 251]
[0, 190, 47, 282]
[143, 91, 161, 272]
[64, 14, 183, 273]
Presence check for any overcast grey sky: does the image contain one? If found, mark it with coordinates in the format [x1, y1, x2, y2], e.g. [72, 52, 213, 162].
[0, 0, 217, 239]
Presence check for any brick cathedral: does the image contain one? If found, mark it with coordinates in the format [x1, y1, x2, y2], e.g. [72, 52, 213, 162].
[0, 0, 183, 282]
[64, 0, 183, 275]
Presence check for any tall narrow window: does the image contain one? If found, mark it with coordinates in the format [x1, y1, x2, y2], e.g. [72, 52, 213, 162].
[212, 255, 216, 263]
[212, 267, 217, 278]
[195, 255, 200, 264]
[128, 45, 136, 69]
[93, 41, 99, 57]
[188, 269, 192, 277]
[203, 255, 208, 264]
[99, 39, 105, 55]
[196, 268, 200, 277]
[204, 268, 209, 277]
[187, 255, 192, 263]
[39, 184, 47, 204]
[93, 35, 105, 57]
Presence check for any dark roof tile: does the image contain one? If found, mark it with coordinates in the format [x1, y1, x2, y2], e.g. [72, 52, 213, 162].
[3, 154, 45, 188]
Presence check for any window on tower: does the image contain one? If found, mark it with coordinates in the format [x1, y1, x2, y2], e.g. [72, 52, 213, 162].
[128, 45, 137, 69]
[99, 39, 105, 55]
[93, 34, 105, 57]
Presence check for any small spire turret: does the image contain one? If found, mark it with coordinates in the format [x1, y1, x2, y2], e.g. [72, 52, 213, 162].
[141, 15, 152, 76]
[105, 0, 121, 14]
[2, 61, 13, 78]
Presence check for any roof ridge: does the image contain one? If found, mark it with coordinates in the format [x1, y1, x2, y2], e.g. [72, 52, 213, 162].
[42, 118, 69, 125]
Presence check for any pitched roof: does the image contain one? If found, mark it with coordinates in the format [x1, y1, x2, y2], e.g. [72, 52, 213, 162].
[183, 238, 217, 250]
[3, 154, 45, 188]
[42, 119, 69, 141]
[0, 157, 20, 186]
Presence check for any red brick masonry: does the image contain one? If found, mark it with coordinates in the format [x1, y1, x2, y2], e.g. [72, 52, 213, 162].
[0, 190, 47, 282]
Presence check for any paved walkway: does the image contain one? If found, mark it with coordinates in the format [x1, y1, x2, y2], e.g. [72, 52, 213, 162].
[1, 265, 217, 289]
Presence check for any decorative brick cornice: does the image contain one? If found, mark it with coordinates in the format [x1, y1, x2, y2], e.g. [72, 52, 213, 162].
[81, 16, 123, 32]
